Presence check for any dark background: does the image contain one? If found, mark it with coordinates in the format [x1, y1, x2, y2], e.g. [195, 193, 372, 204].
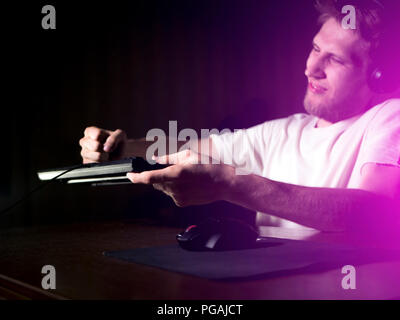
[1, 0, 319, 229]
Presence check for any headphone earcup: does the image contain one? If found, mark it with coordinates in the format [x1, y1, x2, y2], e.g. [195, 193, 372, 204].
[368, 64, 400, 94]
[368, 67, 385, 93]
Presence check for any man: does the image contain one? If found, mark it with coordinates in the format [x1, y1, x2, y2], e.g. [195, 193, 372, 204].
[79, 0, 400, 232]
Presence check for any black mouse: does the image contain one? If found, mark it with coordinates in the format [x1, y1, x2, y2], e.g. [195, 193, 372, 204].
[176, 217, 259, 251]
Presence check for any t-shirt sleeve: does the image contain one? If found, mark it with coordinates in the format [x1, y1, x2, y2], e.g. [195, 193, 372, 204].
[358, 99, 400, 173]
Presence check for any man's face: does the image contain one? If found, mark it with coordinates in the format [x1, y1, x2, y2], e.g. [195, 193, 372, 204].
[304, 17, 374, 124]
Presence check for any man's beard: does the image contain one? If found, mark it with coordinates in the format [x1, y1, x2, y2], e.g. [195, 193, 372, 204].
[304, 95, 343, 123]
[303, 92, 367, 123]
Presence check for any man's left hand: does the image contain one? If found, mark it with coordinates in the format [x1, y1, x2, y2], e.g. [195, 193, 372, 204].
[126, 150, 234, 207]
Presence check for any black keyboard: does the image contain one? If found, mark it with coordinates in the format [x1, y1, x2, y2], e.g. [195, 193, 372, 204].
[37, 157, 167, 185]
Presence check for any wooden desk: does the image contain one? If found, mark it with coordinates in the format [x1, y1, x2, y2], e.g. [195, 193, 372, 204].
[1, 221, 400, 300]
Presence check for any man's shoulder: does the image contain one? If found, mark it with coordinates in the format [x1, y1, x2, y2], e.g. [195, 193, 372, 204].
[363, 98, 400, 130]
[369, 98, 400, 117]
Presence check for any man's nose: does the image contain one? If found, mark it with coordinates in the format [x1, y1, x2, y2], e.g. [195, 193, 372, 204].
[305, 56, 326, 79]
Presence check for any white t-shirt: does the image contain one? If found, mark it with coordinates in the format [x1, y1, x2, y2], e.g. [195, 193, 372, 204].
[210, 99, 400, 229]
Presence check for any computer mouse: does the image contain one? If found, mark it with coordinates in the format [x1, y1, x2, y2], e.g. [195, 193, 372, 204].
[176, 217, 259, 251]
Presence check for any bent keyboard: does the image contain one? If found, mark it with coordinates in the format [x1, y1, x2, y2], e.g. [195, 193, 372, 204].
[37, 157, 167, 186]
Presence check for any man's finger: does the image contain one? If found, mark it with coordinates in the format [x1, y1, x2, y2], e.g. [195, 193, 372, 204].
[155, 149, 194, 165]
[81, 149, 109, 163]
[104, 129, 125, 152]
[79, 137, 102, 152]
[154, 154, 175, 165]
[127, 167, 169, 184]
[84, 126, 112, 143]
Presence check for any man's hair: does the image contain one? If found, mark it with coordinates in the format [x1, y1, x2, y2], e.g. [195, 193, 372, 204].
[314, 0, 400, 92]
[315, 0, 387, 52]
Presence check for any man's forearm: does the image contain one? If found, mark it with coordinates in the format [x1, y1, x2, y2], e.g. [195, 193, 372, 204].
[224, 172, 400, 232]
[122, 138, 152, 158]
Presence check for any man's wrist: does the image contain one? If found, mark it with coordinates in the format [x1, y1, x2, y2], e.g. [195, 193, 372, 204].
[123, 138, 149, 159]
[218, 164, 244, 203]
[220, 169, 276, 213]
[120, 138, 133, 159]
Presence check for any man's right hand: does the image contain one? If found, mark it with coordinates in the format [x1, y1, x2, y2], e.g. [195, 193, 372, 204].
[79, 126, 127, 163]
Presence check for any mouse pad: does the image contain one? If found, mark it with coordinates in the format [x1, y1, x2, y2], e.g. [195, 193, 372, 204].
[103, 238, 400, 280]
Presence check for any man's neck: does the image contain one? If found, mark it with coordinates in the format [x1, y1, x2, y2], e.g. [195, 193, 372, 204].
[315, 95, 388, 128]
[316, 118, 332, 128]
